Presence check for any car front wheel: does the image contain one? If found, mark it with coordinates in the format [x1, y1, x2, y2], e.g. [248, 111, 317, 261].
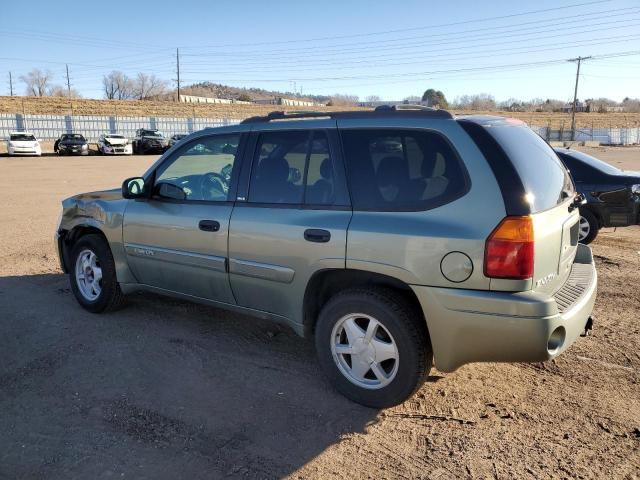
[69, 234, 125, 313]
[315, 288, 432, 408]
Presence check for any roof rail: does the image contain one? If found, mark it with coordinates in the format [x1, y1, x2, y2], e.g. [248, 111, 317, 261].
[241, 105, 453, 124]
[241, 111, 331, 124]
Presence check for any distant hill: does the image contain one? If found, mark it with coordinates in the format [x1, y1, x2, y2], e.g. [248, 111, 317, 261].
[163, 82, 331, 104]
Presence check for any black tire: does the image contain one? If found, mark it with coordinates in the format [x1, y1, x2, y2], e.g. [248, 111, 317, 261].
[69, 234, 125, 313]
[579, 208, 599, 244]
[315, 288, 432, 408]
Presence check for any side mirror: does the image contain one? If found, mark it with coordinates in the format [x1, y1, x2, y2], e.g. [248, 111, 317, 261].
[156, 182, 187, 201]
[122, 177, 147, 199]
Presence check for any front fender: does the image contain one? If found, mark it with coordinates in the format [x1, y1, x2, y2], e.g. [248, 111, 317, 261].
[59, 196, 136, 284]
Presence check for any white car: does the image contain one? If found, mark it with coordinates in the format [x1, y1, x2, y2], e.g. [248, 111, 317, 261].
[97, 133, 132, 155]
[7, 132, 42, 156]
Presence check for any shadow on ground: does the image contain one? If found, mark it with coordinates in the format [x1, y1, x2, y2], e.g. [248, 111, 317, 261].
[0, 273, 378, 479]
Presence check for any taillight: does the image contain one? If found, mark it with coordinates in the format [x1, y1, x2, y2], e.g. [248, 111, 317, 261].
[484, 216, 534, 280]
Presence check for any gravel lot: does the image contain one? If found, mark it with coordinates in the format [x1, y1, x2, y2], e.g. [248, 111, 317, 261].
[0, 150, 639, 479]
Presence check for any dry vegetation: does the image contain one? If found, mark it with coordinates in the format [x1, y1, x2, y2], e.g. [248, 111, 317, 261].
[2, 96, 640, 128]
[0, 96, 362, 120]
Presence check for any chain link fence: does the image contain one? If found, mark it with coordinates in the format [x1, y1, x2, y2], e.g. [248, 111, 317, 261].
[0, 114, 241, 142]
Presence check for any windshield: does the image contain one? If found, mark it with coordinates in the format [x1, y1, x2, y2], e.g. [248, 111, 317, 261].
[106, 134, 125, 139]
[141, 130, 163, 137]
[559, 149, 621, 175]
[10, 134, 35, 141]
[61, 134, 85, 141]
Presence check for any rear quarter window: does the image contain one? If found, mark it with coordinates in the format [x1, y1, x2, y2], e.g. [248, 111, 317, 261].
[482, 124, 574, 212]
[340, 129, 469, 211]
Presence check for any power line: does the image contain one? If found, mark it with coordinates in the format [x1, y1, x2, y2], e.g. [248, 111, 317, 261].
[180, 0, 612, 49]
[178, 36, 640, 82]
[178, 30, 640, 75]
[183, 6, 639, 58]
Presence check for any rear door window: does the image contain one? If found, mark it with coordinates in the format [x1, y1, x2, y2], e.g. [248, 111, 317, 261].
[249, 130, 345, 206]
[340, 129, 469, 211]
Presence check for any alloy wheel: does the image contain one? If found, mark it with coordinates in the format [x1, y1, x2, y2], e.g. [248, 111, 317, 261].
[330, 313, 399, 390]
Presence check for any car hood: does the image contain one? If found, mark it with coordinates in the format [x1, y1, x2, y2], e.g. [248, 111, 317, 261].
[60, 188, 128, 232]
[10, 140, 38, 146]
[104, 137, 128, 145]
[71, 188, 123, 202]
[59, 139, 87, 146]
[142, 136, 166, 141]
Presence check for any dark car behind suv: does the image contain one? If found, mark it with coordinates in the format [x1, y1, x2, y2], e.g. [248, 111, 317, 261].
[555, 148, 640, 243]
[54, 133, 89, 156]
[132, 129, 169, 154]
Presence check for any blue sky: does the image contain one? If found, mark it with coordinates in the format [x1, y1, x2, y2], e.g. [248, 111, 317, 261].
[1, 0, 640, 102]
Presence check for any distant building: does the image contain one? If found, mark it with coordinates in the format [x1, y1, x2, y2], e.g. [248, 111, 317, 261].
[179, 94, 252, 105]
[561, 101, 590, 113]
[254, 97, 323, 107]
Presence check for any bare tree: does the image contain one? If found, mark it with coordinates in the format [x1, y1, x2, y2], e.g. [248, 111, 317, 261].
[453, 93, 496, 111]
[49, 85, 82, 98]
[327, 94, 359, 106]
[132, 73, 168, 100]
[103, 71, 134, 100]
[20, 69, 53, 96]
[365, 95, 381, 103]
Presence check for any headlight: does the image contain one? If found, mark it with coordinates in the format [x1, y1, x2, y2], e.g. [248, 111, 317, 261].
[82, 144, 88, 150]
[8, 141, 14, 147]
[632, 184, 640, 194]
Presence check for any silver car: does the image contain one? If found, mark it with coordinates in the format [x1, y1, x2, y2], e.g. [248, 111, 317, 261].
[55, 107, 597, 407]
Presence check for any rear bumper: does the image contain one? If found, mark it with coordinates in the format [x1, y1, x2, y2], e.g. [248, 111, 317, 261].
[412, 244, 597, 372]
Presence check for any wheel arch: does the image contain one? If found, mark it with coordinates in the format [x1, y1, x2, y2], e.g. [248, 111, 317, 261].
[59, 224, 108, 273]
[302, 268, 429, 339]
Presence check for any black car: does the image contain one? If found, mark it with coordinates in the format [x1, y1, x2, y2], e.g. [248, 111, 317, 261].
[168, 133, 188, 148]
[54, 133, 89, 156]
[555, 148, 640, 243]
[132, 129, 169, 154]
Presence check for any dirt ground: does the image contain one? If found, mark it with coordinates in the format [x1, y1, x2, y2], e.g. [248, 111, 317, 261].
[0, 148, 638, 479]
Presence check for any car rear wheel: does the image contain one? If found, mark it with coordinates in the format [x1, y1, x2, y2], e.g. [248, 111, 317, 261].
[578, 209, 599, 244]
[69, 234, 125, 313]
[315, 288, 432, 408]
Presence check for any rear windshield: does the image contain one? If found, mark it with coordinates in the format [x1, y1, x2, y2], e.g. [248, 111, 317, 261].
[107, 134, 125, 139]
[141, 130, 163, 137]
[61, 134, 85, 141]
[483, 124, 574, 212]
[10, 134, 35, 141]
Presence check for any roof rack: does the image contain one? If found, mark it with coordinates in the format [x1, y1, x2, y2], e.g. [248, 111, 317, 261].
[240, 105, 453, 124]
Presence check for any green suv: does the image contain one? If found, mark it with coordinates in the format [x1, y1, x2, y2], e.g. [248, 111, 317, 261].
[55, 107, 597, 407]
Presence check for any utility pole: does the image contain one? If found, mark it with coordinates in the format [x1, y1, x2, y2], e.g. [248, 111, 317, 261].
[65, 64, 71, 96]
[176, 48, 181, 102]
[568, 56, 591, 141]
[9, 71, 13, 96]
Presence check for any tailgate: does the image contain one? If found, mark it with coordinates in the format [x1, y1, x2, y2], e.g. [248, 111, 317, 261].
[531, 204, 580, 295]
